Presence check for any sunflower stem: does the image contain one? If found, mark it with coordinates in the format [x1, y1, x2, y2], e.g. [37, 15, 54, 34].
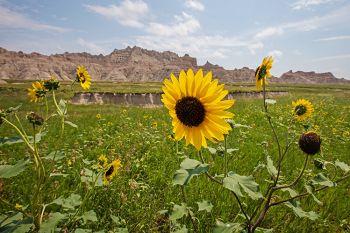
[224, 134, 228, 177]
[180, 186, 197, 231]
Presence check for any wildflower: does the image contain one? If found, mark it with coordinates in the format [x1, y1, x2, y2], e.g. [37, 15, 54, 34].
[255, 56, 273, 90]
[161, 68, 235, 150]
[27, 81, 46, 102]
[299, 131, 321, 155]
[67, 160, 73, 167]
[15, 203, 23, 210]
[98, 154, 108, 169]
[96, 113, 101, 119]
[26, 112, 44, 126]
[292, 99, 314, 121]
[152, 121, 158, 128]
[76, 66, 91, 90]
[103, 159, 122, 185]
[107, 122, 113, 127]
[43, 76, 60, 91]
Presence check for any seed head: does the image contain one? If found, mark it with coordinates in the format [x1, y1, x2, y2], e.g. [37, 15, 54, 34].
[299, 131, 321, 155]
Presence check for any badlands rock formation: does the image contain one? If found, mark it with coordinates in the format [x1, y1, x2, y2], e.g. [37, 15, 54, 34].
[0, 46, 349, 84]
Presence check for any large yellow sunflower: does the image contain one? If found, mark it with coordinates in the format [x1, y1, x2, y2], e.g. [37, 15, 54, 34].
[103, 159, 122, 185]
[76, 66, 91, 90]
[161, 69, 235, 150]
[292, 99, 314, 121]
[27, 81, 46, 102]
[255, 56, 273, 90]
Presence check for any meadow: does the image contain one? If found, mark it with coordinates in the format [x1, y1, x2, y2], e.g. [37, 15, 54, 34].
[0, 81, 349, 233]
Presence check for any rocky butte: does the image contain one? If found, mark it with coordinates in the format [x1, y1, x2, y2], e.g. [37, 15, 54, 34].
[0, 46, 349, 84]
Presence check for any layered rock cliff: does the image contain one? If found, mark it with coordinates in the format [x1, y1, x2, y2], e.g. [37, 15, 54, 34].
[0, 46, 348, 84]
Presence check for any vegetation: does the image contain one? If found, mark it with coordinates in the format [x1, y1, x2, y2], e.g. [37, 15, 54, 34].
[0, 79, 349, 232]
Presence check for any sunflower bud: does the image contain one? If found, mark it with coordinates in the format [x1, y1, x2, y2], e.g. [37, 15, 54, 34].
[26, 112, 44, 126]
[298, 131, 321, 155]
[43, 77, 60, 91]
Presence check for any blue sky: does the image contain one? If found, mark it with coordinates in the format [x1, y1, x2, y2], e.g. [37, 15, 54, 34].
[1, 0, 350, 79]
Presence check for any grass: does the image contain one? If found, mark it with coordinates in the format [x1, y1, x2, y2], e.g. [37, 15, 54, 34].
[0, 81, 349, 232]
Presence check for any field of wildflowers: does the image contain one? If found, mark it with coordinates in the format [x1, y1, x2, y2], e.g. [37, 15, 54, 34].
[0, 59, 349, 232]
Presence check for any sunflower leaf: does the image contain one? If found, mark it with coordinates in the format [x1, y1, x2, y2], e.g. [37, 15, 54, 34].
[0, 136, 23, 146]
[335, 160, 350, 173]
[265, 99, 276, 105]
[310, 173, 335, 187]
[266, 156, 278, 178]
[50, 194, 82, 210]
[58, 99, 67, 115]
[65, 121, 78, 128]
[223, 172, 263, 200]
[169, 203, 188, 221]
[213, 220, 242, 233]
[78, 210, 98, 224]
[0, 159, 30, 178]
[197, 200, 213, 213]
[284, 202, 319, 220]
[173, 158, 208, 186]
[304, 184, 323, 205]
[39, 212, 66, 233]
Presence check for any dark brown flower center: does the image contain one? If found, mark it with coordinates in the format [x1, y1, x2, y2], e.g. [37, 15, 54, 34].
[299, 132, 321, 155]
[295, 105, 307, 116]
[175, 97, 205, 127]
[105, 165, 114, 177]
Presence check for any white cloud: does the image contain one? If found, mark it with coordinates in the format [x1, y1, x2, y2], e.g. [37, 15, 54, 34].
[255, 27, 284, 39]
[316, 35, 350, 41]
[312, 54, 350, 61]
[0, 5, 67, 32]
[146, 12, 200, 37]
[85, 0, 149, 28]
[292, 0, 335, 10]
[184, 0, 205, 11]
[268, 50, 283, 58]
[292, 49, 303, 55]
[77, 38, 107, 54]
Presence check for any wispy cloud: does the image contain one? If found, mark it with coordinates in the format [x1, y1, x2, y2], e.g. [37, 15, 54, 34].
[77, 38, 107, 54]
[254, 4, 350, 39]
[292, 0, 335, 10]
[146, 12, 200, 37]
[184, 0, 205, 11]
[0, 5, 67, 32]
[313, 54, 350, 61]
[85, 0, 149, 28]
[316, 35, 350, 41]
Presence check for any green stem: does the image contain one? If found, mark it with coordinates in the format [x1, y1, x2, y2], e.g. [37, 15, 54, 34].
[2, 117, 34, 152]
[52, 90, 65, 137]
[224, 135, 228, 177]
[180, 186, 197, 231]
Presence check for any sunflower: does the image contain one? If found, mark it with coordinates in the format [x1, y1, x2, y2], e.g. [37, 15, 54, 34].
[161, 68, 235, 150]
[98, 154, 108, 169]
[27, 81, 46, 102]
[292, 99, 314, 121]
[103, 159, 122, 185]
[76, 66, 91, 90]
[255, 56, 273, 90]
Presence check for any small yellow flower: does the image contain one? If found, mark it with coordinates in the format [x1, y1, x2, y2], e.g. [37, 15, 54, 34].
[27, 81, 46, 102]
[107, 121, 113, 127]
[255, 56, 273, 90]
[292, 99, 314, 121]
[96, 113, 101, 119]
[76, 66, 91, 90]
[98, 154, 108, 169]
[152, 121, 158, 128]
[67, 159, 73, 167]
[15, 203, 23, 210]
[103, 159, 122, 185]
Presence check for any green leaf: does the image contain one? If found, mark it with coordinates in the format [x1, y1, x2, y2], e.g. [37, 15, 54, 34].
[197, 200, 213, 213]
[256, 227, 274, 233]
[27, 132, 47, 144]
[65, 121, 78, 128]
[223, 172, 263, 200]
[207, 147, 217, 155]
[43, 151, 65, 161]
[74, 229, 90, 233]
[284, 202, 319, 220]
[213, 220, 242, 233]
[313, 159, 325, 170]
[335, 160, 350, 173]
[0, 136, 23, 146]
[51, 194, 82, 210]
[169, 203, 188, 221]
[0, 160, 30, 178]
[39, 212, 66, 233]
[173, 225, 188, 233]
[310, 173, 335, 187]
[79, 210, 98, 224]
[157, 210, 168, 215]
[265, 99, 276, 105]
[266, 156, 278, 177]
[49, 173, 68, 178]
[172, 158, 208, 186]
[0, 214, 33, 233]
[58, 99, 67, 115]
[305, 184, 323, 205]
[281, 188, 298, 197]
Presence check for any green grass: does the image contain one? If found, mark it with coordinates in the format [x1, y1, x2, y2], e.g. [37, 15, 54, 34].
[0, 82, 349, 232]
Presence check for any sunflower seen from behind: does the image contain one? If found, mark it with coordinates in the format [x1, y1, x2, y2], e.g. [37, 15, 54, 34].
[76, 66, 91, 90]
[28, 81, 47, 102]
[255, 56, 273, 90]
[162, 68, 235, 150]
[292, 99, 314, 121]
